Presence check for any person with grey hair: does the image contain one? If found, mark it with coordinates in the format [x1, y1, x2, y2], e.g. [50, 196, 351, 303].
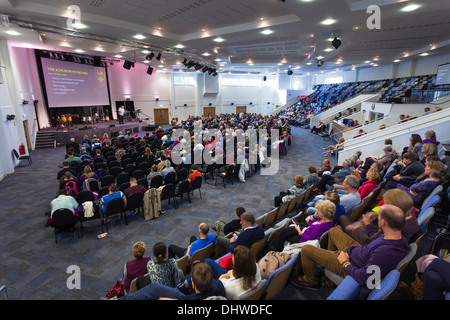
[161, 160, 175, 179]
[315, 159, 353, 193]
[338, 175, 361, 215]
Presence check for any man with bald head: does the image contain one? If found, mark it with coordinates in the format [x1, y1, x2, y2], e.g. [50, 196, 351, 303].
[291, 204, 411, 290]
[168, 222, 216, 261]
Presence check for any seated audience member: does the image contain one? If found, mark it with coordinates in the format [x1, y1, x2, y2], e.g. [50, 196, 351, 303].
[124, 177, 147, 198]
[335, 175, 361, 215]
[304, 166, 320, 188]
[323, 137, 345, 156]
[407, 134, 424, 159]
[397, 158, 445, 207]
[100, 183, 127, 213]
[181, 245, 261, 300]
[274, 175, 305, 207]
[291, 204, 410, 290]
[420, 143, 439, 165]
[118, 261, 226, 300]
[168, 222, 216, 261]
[268, 200, 335, 252]
[66, 151, 81, 164]
[356, 168, 380, 199]
[216, 212, 265, 256]
[317, 159, 353, 192]
[56, 161, 77, 182]
[338, 189, 419, 245]
[318, 159, 333, 177]
[122, 242, 151, 294]
[58, 171, 79, 191]
[79, 165, 99, 186]
[188, 164, 202, 187]
[211, 207, 246, 237]
[352, 162, 383, 186]
[147, 165, 162, 185]
[381, 152, 425, 195]
[305, 191, 346, 224]
[79, 147, 92, 161]
[135, 242, 180, 291]
[66, 137, 80, 154]
[46, 189, 80, 226]
[376, 145, 397, 169]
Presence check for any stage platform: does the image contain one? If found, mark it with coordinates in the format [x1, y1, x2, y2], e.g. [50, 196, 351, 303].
[40, 119, 158, 145]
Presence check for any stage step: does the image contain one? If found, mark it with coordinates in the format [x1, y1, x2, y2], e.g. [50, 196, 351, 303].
[35, 131, 56, 149]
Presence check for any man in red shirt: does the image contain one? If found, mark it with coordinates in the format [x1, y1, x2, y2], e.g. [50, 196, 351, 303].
[124, 177, 147, 198]
[188, 164, 202, 187]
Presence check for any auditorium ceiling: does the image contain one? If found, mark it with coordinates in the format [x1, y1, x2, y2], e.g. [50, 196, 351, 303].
[0, 0, 449, 75]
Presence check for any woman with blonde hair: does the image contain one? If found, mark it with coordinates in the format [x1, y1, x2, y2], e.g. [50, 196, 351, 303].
[398, 158, 445, 207]
[420, 143, 438, 165]
[269, 199, 335, 252]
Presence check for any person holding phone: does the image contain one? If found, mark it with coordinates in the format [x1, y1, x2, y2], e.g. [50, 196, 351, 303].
[268, 200, 335, 252]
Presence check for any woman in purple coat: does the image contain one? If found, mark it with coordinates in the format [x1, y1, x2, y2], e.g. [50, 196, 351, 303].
[268, 200, 335, 252]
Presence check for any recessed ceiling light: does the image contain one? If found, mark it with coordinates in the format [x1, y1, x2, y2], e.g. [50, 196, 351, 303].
[316, 56, 324, 59]
[72, 22, 87, 29]
[364, 60, 371, 63]
[261, 29, 274, 35]
[133, 34, 146, 40]
[324, 48, 333, 52]
[393, 59, 401, 63]
[5, 30, 21, 36]
[321, 18, 336, 25]
[175, 44, 185, 49]
[213, 37, 225, 43]
[401, 4, 421, 12]
[74, 49, 84, 53]
[202, 52, 211, 56]
[419, 52, 429, 56]
[114, 55, 123, 58]
[142, 50, 150, 54]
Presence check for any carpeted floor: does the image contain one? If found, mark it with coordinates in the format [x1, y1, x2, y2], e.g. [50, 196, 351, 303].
[0, 125, 447, 300]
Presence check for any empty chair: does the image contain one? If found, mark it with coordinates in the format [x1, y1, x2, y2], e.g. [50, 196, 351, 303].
[121, 158, 133, 168]
[126, 192, 144, 215]
[101, 198, 126, 232]
[137, 178, 148, 190]
[119, 182, 131, 192]
[109, 166, 122, 179]
[215, 165, 235, 187]
[164, 171, 176, 185]
[176, 168, 189, 184]
[190, 176, 202, 199]
[132, 169, 145, 181]
[138, 162, 150, 173]
[108, 160, 121, 169]
[150, 175, 163, 189]
[176, 180, 191, 204]
[12, 149, 32, 166]
[116, 172, 130, 188]
[124, 164, 136, 175]
[160, 184, 177, 209]
[100, 175, 115, 188]
[51, 209, 80, 243]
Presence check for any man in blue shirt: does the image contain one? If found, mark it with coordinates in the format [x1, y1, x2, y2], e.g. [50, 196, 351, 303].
[168, 222, 216, 261]
[100, 183, 127, 212]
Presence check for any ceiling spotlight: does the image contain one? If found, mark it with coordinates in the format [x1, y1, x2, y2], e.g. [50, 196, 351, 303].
[287, 70, 293, 75]
[156, 53, 162, 61]
[316, 59, 324, 67]
[146, 52, 155, 60]
[147, 66, 155, 75]
[332, 37, 342, 50]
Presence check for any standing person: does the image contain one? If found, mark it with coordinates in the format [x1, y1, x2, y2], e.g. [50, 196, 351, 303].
[122, 242, 151, 294]
[118, 105, 125, 124]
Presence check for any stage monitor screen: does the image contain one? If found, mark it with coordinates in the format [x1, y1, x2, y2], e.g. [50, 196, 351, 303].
[40, 57, 110, 108]
[436, 63, 450, 86]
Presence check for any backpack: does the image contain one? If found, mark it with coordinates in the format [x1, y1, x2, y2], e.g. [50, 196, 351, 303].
[65, 180, 79, 197]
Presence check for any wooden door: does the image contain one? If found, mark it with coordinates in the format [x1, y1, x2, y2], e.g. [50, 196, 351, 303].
[236, 106, 247, 115]
[154, 108, 169, 124]
[22, 120, 32, 150]
[203, 107, 216, 117]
